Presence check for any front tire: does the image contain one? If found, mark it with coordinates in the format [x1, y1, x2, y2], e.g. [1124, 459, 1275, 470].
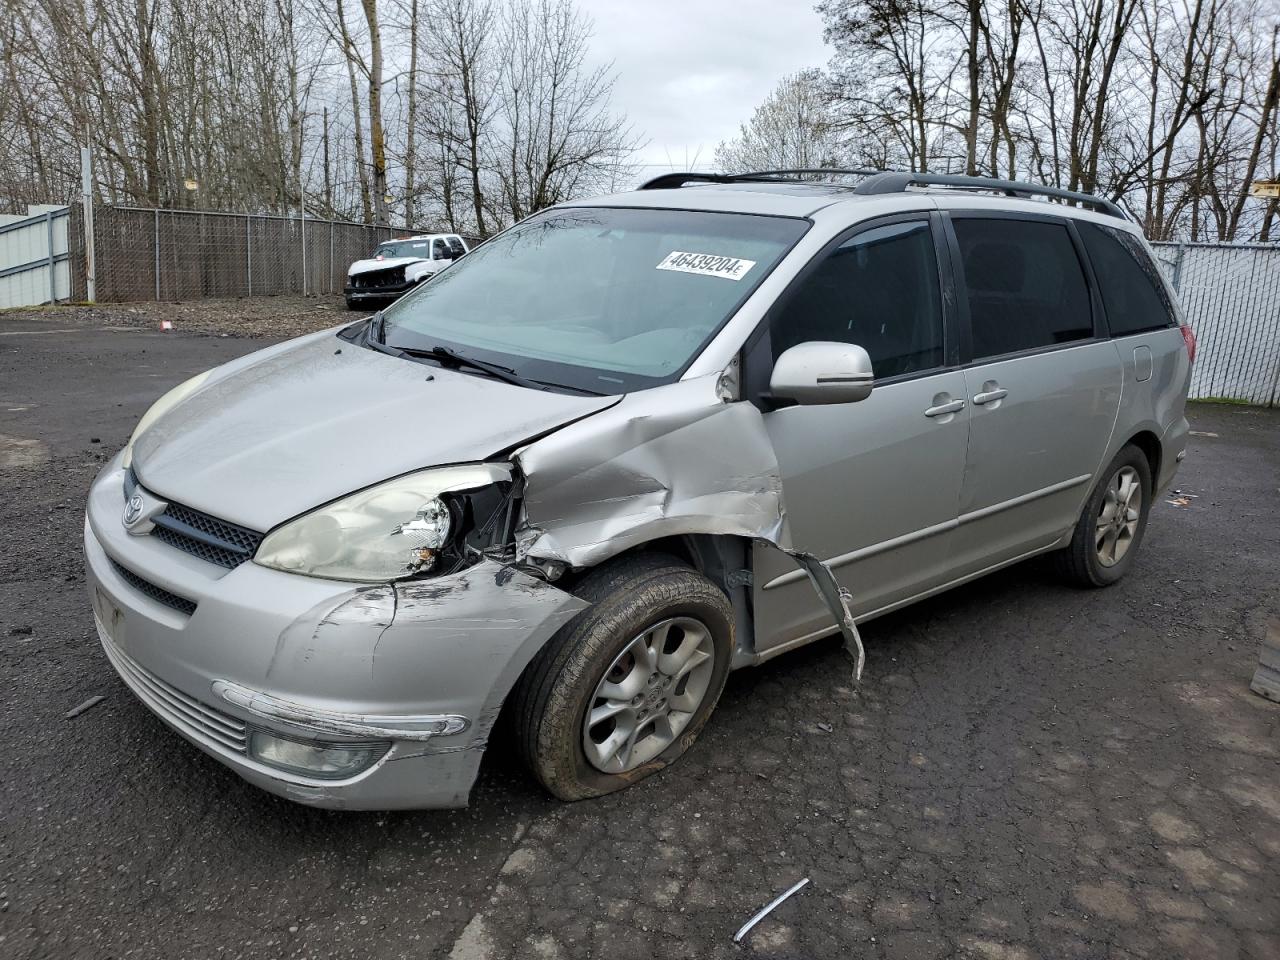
[512, 554, 734, 801]
[1056, 444, 1153, 587]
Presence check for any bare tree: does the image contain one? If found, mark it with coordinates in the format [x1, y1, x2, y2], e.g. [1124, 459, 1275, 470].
[715, 70, 842, 173]
[425, 0, 498, 236]
[812, 0, 1280, 239]
[491, 0, 636, 222]
[359, 0, 390, 224]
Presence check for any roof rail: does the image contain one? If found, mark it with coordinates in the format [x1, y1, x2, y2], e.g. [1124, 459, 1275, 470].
[638, 167, 1127, 220]
[638, 172, 740, 190]
[638, 168, 882, 191]
[854, 171, 1128, 220]
[732, 168, 885, 180]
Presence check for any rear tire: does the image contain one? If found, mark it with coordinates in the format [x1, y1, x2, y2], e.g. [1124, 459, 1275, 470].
[512, 554, 734, 801]
[1056, 444, 1153, 588]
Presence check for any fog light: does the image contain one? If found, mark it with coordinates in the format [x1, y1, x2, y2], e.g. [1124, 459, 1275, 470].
[247, 730, 388, 779]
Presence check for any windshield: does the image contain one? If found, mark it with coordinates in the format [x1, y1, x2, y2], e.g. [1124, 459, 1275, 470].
[379, 207, 806, 394]
[375, 239, 433, 259]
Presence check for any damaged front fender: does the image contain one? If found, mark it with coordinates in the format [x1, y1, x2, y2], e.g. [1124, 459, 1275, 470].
[513, 374, 864, 678]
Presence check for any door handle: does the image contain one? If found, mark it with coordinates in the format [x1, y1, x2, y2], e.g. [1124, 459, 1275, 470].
[973, 387, 1008, 405]
[924, 398, 965, 418]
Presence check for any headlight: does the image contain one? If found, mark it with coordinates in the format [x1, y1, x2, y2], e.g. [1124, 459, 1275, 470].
[122, 371, 211, 469]
[254, 464, 512, 582]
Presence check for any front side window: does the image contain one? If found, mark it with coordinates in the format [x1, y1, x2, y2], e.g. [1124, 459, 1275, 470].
[953, 218, 1092, 360]
[770, 220, 944, 379]
[381, 207, 807, 394]
[431, 239, 448, 260]
[1076, 222, 1176, 336]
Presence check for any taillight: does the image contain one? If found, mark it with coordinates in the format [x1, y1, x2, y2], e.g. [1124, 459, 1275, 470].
[1180, 324, 1197, 364]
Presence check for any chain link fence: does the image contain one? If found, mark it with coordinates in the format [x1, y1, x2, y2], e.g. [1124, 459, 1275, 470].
[1152, 242, 1280, 406]
[66, 203, 457, 303]
[53, 206, 1280, 406]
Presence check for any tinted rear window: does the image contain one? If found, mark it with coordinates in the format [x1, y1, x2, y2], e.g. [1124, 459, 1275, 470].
[1077, 222, 1176, 336]
[953, 218, 1093, 360]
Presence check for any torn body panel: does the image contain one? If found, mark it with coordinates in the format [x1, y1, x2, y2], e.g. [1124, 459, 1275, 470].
[259, 560, 588, 750]
[512, 374, 864, 678]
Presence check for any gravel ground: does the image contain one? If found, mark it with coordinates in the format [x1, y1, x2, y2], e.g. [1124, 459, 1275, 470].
[1, 307, 1278, 960]
[0, 295, 354, 340]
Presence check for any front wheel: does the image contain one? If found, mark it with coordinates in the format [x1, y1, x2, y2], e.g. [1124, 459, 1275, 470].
[512, 554, 734, 801]
[1056, 444, 1153, 587]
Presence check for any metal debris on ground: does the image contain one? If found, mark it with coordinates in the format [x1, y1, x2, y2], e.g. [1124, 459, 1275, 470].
[64, 695, 106, 719]
[733, 877, 810, 944]
[816, 722, 833, 733]
[1189, 431, 1219, 438]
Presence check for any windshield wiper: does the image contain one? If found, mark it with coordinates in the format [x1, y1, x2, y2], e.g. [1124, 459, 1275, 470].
[366, 326, 604, 395]
[396, 343, 552, 391]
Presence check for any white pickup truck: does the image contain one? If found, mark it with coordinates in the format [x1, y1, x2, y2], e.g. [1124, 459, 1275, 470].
[344, 233, 470, 309]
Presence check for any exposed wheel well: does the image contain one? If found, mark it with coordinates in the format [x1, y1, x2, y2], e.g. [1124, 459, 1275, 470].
[554, 535, 755, 662]
[558, 535, 732, 591]
[1124, 430, 1162, 488]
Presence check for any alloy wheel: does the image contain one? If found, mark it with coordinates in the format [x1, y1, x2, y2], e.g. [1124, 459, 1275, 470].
[1096, 465, 1142, 567]
[581, 617, 716, 774]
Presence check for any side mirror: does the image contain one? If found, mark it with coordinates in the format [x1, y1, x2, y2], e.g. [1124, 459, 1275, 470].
[769, 341, 874, 405]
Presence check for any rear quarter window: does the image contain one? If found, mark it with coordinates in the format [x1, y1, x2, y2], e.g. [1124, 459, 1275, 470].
[952, 217, 1093, 360]
[1077, 222, 1176, 336]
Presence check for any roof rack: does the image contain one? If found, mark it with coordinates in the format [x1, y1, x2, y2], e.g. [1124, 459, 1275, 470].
[638, 168, 1128, 220]
[638, 169, 881, 191]
[853, 171, 1128, 220]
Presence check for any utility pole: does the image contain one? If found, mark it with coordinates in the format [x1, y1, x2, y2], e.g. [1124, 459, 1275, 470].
[323, 106, 332, 216]
[80, 146, 96, 302]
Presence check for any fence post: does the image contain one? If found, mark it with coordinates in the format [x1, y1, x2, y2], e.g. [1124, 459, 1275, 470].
[300, 205, 307, 297]
[80, 147, 96, 302]
[246, 214, 252, 296]
[154, 209, 161, 301]
[45, 210, 55, 303]
[329, 220, 335, 295]
[1171, 242, 1187, 293]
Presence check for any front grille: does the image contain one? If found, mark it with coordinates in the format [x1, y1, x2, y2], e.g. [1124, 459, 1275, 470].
[151, 502, 263, 570]
[109, 558, 198, 616]
[350, 266, 406, 290]
[96, 619, 247, 754]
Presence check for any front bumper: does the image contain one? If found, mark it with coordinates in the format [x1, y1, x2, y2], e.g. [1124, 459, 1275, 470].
[343, 279, 415, 301]
[84, 456, 587, 809]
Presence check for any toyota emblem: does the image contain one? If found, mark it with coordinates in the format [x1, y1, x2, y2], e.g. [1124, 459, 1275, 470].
[123, 494, 145, 526]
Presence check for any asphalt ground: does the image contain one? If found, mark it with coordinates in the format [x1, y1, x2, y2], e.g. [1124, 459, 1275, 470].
[1, 309, 1277, 960]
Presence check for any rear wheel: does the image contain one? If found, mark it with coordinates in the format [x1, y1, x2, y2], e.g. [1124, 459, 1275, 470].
[1056, 444, 1152, 587]
[512, 554, 733, 801]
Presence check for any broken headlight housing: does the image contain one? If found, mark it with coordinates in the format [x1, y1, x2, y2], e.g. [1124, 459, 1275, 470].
[254, 463, 513, 582]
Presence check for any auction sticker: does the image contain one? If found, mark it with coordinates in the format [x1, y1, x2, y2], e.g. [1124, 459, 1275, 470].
[656, 251, 757, 281]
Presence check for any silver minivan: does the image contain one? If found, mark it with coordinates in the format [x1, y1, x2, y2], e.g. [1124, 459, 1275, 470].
[84, 171, 1193, 809]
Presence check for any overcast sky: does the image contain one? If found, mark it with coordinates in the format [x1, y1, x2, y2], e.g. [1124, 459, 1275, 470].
[586, 2, 831, 185]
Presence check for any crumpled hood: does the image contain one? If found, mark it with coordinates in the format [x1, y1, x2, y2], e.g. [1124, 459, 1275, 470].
[131, 330, 619, 531]
[348, 256, 422, 277]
